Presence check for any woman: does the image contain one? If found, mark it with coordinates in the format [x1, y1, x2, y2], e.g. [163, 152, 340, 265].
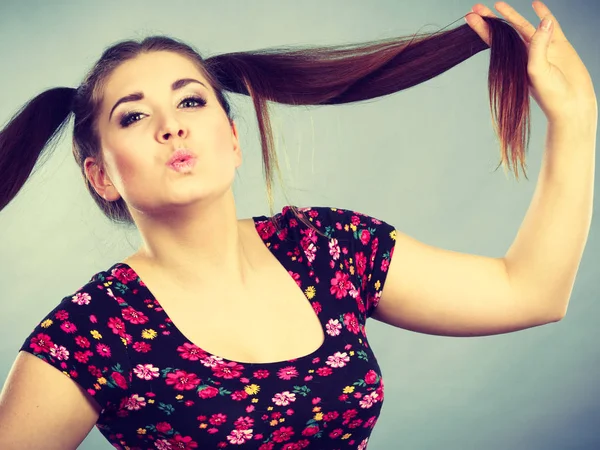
[0, 1, 595, 449]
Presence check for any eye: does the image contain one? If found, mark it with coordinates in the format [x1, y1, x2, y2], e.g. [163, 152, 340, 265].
[118, 95, 207, 128]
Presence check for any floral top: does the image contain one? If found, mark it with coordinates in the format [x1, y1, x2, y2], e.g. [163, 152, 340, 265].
[19, 205, 397, 450]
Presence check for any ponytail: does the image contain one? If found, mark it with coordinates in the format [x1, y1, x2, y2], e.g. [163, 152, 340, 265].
[0, 87, 76, 211]
[206, 16, 530, 183]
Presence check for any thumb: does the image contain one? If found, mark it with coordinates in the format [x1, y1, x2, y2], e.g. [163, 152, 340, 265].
[528, 15, 553, 70]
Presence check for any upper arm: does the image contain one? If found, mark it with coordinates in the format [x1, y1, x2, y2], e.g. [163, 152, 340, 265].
[372, 229, 561, 337]
[0, 351, 100, 450]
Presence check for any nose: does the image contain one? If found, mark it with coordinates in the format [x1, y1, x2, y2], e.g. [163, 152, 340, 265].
[157, 114, 188, 142]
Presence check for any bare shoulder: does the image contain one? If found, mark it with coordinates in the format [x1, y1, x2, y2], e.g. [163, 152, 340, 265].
[0, 351, 100, 449]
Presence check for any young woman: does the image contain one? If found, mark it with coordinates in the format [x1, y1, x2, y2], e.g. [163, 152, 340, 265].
[0, 2, 595, 449]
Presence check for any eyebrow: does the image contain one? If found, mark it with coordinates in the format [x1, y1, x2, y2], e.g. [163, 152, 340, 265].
[108, 78, 208, 121]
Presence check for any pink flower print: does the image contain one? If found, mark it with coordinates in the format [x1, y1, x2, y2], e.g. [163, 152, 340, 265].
[358, 228, 371, 246]
[364, 370, 378, 384]
[198, 386, 219, 399]
[355, 251, 367, 276]
[277, 366, 298, 381]
[169, 434, 198, 449]
[124, 393, 146, 411]
[343, 312, 360, 334]
[312, 301, 322, 314]
[55, 310, 69, 321]
[165, 369, 201, 391]
[133, 341, 151, 353]
[226, 428, 253, 445]
[112, 266, 138, 284]
[212, 361, 244, 379]
[121, 306, 149, 325]
[272, 391, 296, 406]
[330, 271, 353, 299]
[316, 366, 333, 377]
[177, 342, 206, 361]
[253, 370, 270, 380]
[231, 390, 248, 401]
[59, 321, 77, 334]
[328, 428, 344, 439]
[111, 372, 128, 390]
[329, 238, 341, 260]
[89, 314, 97, 324]
[49, 344, 69, 361]
[272, 426, 294, 443]
[234, 416, 254, 430]
[326, 319, 342, 336]
[71, 291, 91, 306]
[107, 317, 126, 337]
[74, 350, 93, 364]
[74, 335, 90, 348]
[96, 342, 111, 358]
[326, 351, 350, 368]
[363, 415, 378, 428]
[156, 422, 173, 433]
[133, 363, 160, 381]
[209, 413, 227, 426]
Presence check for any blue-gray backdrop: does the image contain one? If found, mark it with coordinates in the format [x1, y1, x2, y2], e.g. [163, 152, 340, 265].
[0, 1, 598, 449]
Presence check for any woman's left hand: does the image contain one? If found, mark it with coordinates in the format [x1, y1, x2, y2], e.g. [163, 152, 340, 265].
[465, 1, 597, 124]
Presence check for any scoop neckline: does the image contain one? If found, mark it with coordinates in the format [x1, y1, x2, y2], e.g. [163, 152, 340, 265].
[111, 213, 329, 367]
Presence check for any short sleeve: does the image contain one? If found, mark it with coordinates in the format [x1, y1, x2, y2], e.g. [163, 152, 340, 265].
[305, 206, 397, 319]
[18, 278, 132, 413]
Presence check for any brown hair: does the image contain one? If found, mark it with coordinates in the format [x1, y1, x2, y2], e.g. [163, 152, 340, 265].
[0, 14, 529, 238]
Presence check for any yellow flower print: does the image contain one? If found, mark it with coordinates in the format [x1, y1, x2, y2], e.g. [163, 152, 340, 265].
[175, 395, 183, 400]
[245, 384, 260, 395]
[305, 286, 316, 299]
[251, 398, 259, 403]
[137, 428, 147, 435]
[343, 386, 355, 394]
[90, 330, 102, 340]
[103, 281, 112, 287]
[349, 266, 355, 275]
[148, 399, 154, 404]
[120, 336, 128, 346]
[97, 377, 107, 385]
[269, 419, 278, 426]
[390, 229, 397, 240]
[199, 423, 208, 429]
[267, 406, 273, 411]
[374, 280, 381, 291]
[349, 351, 355, 356]
[314, 412, 323, 421]
[41, 319, 52, 328]
[141, 329, 158, 339]
[342, 433, 352, 440]
[93, 383, 101, 390]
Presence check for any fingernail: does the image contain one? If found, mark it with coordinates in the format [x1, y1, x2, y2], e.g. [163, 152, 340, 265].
[541, 18, 552, 30]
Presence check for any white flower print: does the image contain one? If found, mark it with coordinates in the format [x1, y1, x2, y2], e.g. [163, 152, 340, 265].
[71, 291, 91, 306]
[326, 319, 343, 336]
[272, 391, 297, 406]
[226, 428, 253, 445]
[49, 344, 69, 361]
[326, 351, 350, 368]
[133, 363, 160, 380]
[124, 393, 147, 411]
[359, 391, 380, 409]
[329, 238, 341, 260]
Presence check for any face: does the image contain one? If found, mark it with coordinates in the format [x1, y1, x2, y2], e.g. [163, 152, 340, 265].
[86, 51, 241, 217]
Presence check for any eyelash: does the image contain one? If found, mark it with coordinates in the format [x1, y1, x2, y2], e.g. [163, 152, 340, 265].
[118, 95, 207, 128]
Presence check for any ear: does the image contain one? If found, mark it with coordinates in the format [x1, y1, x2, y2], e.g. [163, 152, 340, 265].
[230, 119, 242, 168]
[83, 157, 120, 201]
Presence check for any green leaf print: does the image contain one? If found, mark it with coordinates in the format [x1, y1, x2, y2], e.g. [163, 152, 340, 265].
[157, 402, 175, 415]
[355, 350, 369, 362]
[112, 281, 129, 295]
[292, 385, 311, 396]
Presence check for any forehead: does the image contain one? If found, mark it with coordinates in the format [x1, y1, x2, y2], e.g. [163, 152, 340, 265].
[103, 51, 208, 99]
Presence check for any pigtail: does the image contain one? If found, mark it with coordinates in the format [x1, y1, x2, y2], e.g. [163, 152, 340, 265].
[0, 87, 76, 212]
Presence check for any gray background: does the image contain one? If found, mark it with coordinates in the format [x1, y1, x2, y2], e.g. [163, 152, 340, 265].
[1, 0, 599, 448]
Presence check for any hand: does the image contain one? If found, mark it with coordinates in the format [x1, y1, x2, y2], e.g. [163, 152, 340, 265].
[465, 1, 597, 124]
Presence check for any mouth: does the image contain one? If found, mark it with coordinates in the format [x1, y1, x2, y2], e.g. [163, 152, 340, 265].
[166, 148, 197, 166]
